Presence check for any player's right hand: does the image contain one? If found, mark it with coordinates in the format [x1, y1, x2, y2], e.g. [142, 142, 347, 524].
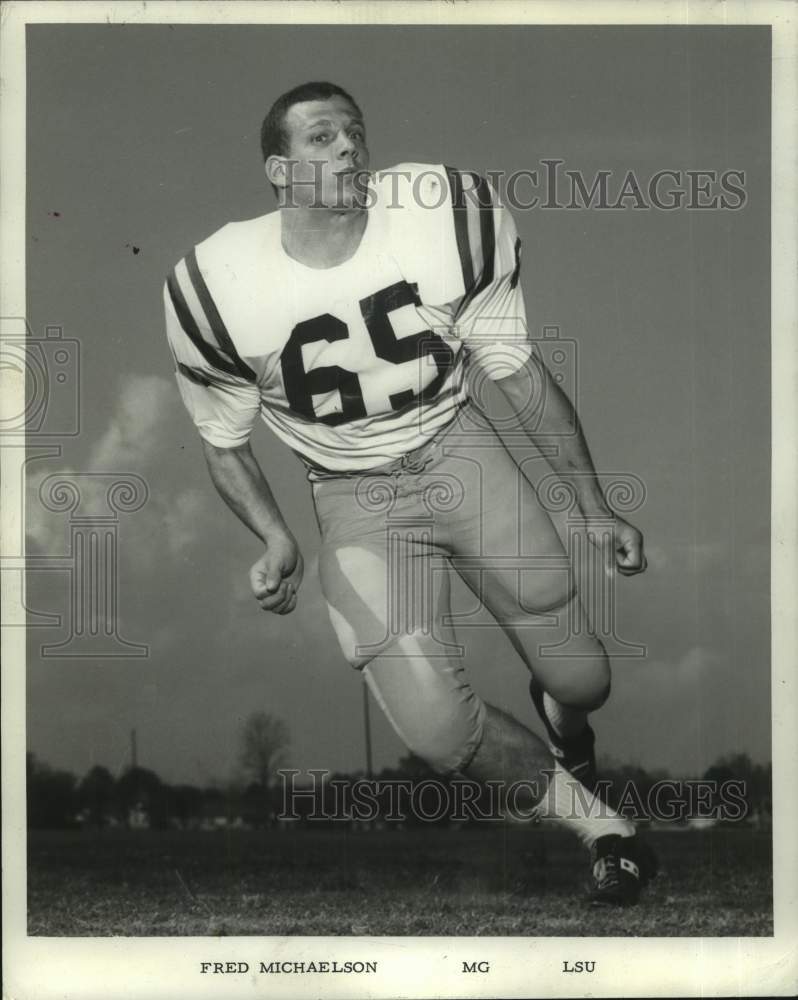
[249, 535, 304, 615]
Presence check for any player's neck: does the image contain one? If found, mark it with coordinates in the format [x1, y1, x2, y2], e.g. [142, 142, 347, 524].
[279, 206, 368, 269]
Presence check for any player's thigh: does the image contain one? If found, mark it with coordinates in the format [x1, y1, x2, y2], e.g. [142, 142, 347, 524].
[445, 435, 574, 620]
[314, 481, 485, 772]
[313, 476, 449, 666]
[445, 439, 610, 708]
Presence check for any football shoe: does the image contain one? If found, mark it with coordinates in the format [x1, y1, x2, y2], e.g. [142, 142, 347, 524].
[587, 833, 659, 906]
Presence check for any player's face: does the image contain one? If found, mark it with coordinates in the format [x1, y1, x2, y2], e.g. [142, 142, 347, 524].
[279, 96, 370, 209]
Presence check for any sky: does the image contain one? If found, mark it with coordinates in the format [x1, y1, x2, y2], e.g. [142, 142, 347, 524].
[24, 24, 771, 786]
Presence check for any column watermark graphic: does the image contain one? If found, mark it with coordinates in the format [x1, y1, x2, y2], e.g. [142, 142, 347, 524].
[533, 471, 648, 659]
[1, 317, 150, 658]
[33, 473, 150, 658]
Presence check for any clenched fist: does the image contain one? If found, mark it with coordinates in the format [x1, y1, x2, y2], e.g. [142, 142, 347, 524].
[585, 514, 648, 578]
[249, 533, 304, 615]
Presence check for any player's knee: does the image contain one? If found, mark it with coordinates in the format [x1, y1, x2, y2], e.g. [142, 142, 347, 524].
[402, 725, 483, 776]
[401, 682, 487, 775]
[393, 690, 486, 775]
[325, 603, 370, 668]
[579, 667, 611, 711]
[363, 639, 487, 775]
[546, 655, 611, 712]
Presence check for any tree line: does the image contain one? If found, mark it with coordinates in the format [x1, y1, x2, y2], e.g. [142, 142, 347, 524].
[27, 746, 772, 831]
[27, 710, 291, 830]
[27, 712, 772, 830]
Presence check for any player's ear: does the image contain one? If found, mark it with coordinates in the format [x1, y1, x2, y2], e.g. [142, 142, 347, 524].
[265, 155, 289, 190]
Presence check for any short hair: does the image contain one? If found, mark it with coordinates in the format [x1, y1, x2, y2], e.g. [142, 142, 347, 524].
[260, 81, 363, 164]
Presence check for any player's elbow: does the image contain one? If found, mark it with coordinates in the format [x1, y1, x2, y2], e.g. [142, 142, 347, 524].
[491, 350, 546, 410]
[201, 437, 252, 463]
[200, 438, 255, 495]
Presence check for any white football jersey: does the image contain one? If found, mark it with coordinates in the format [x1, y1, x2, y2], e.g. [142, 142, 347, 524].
[163, 163, 531, 473]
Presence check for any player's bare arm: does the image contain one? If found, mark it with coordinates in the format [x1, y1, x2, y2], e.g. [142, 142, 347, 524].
[202, 440, 304, 615]
[492, 351, 647, 578]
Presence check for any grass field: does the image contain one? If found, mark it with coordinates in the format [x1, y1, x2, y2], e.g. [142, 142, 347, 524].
[28, 824, 772, 937]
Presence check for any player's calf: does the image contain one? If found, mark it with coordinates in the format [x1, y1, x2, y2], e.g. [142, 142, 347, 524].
[529, 681, 600, 792]
[526, 645, 608, 793]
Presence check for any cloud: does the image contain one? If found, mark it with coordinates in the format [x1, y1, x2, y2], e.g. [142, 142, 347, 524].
[671, 644, 722, 676]
[88, 374, 174, 469]
[612, 644, 722, 707]
[598, 644, 730, 768]
[26, 373, 214, 562]
[159, 486, 210, 557]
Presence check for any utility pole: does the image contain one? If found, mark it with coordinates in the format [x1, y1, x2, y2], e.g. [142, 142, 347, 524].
[362, 680, 373, 779]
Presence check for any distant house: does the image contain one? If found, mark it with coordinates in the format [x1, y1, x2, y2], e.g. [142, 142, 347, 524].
[687, 816, 717, 830]
[128, 802, 150, 829]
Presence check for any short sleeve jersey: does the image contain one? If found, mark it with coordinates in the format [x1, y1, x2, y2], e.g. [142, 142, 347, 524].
[164, 163, 531, 473]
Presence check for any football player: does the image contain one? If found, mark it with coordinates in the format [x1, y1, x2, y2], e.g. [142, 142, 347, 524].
[164, 81, 656, 904]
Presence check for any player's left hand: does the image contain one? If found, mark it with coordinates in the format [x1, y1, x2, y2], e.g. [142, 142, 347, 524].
[585, 514, 647, 578]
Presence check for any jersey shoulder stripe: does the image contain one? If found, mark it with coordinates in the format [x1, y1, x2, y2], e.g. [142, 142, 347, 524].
[443, 166, 496, 310]
[444, 166, 475, 291]
[166, 252, 257, 383]
[470, 173, 496, 299]
[509, 236, 522, 289]
[175, 360, 212, 387]
[184, 248, 257, 381]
